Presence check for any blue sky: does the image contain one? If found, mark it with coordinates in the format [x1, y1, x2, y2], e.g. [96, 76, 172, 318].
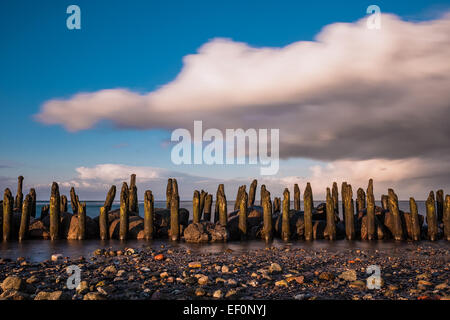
[1, 0, 449, 200]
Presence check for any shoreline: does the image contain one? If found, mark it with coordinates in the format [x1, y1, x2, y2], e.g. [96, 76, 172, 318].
[0, 242, 448, 300]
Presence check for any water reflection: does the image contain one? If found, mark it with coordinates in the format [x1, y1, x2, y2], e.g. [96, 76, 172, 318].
[0, 239, 447, 263]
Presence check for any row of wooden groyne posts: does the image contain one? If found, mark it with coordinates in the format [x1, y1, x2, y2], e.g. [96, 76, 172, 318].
[1, 175, 450, 242]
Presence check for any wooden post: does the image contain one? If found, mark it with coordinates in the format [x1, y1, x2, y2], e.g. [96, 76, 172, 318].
[436, 189, 444, 223]
[249, 179, 257, 207]
[366, 179, 375, 240]
[425, 191, 438, 241]
[128, 175, 138, 214]
[341, 182, 347, 223]
[388, 189, 403, 241]
[99, 206, 109, 240]
[170, 179, 180, 241]
[326, 187, 336, 240]
[204, 194, 212, 222]
[144, 190, 154, 240]
[262, 189, 273, 242]
[60, 195, 68, 213]
[199, 190, 207, 219]
[103, 185, 116, 213]
[381, 195, 388, 211]
[344, 184, 355, 240]
[281, 188, 290, 241]
[260, 184, 266, 206]
[444, 195, 450, 241]
[356, 188, 366, 213]
[18, 194, 31, 241]
[273, 197, 281, 213]
[193, 190, 200, 223]
[166, 178, 173, 209]
[294, 184, 300, 211]
[40, 205, 49, 220]
[214, 184, 224, 223]
[77, 202, 86, 240]
[119, 182, 129, 240]
[3, 189, 13, 241]
[218, 186, 228, 226]
[14, 176, 24, 210]
[238, 188, 248, 240]
[49, 182, 60, 240]
[409, 197, 420, 241]
[29, 188, 36, 218]
[234, 185, 244, 211]
[332, 182, 338, 215]
[303, 183, 313, 241]
[70, 187, 78, 214]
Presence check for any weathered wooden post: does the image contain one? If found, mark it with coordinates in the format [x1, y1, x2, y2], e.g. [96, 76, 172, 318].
[344, 184, 355, 240]
[14, 176, 24, 211]
[70, 187, 78, 214]
[214, 185, 220, 223]
[60, 195, 68, 213]
[119, 182, 129, 240]
[166, 178, 173, 209]
[3, 189, 13, 241]
[49, 182, 60, 240]
[381, 195, 388, 211]
[260, 184, 266, 206]
[18, 194, 31, 241]
[29, 188, 36, 218]
[262, 189, 273, 242]
[388, 189, 403, 241]
[234, 185, 244, 211]
[326, 188, 336, 240]
[366, 179, 375, 240]
[332, 182, 338, 215]
[444, 195, 450, 241]
[341, 182, 347, 223]
[99, 206, 109, 240]
[144, 190, 154, 240]
[304, 183, 313, 241]
[204, 194, 212, 222]
[249, 179, 257, 207]
[282, 188, 290, 241]
[103, 185, 116, 213]
[218, 186, 228, 226]
[193, 190, 201, 223]
[294, 184, 300, 211]
[409, 197, 421, 241]
[436, 189, 444, 223]
[356, 188, 366, 213]
[273, 197, 281, 213]
[199, 190, 207, 219]
[425, 191, 438, 241]
[77, 202, 86, 240]
[128, 174, 138, 214]
[170, 179, 180, 241]
[238, 189, 248, 240]
[215, 184, 224, 223]
[40, 205, 49, 220]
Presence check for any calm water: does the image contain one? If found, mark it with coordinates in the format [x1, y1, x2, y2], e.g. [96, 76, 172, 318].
[1, 200, 436, 263]
[0, 239, 448, 263]
[35, 200, 427, 219]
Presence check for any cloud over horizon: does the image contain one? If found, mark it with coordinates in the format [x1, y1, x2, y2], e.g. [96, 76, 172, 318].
[20, 160, 450, 201]
[33, 12, 450, 197]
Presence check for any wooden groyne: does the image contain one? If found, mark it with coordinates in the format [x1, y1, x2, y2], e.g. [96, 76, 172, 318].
[0, 175, 449, 242]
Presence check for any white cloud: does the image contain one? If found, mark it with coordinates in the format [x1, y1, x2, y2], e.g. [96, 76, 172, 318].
[35, 13, 450, 163]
